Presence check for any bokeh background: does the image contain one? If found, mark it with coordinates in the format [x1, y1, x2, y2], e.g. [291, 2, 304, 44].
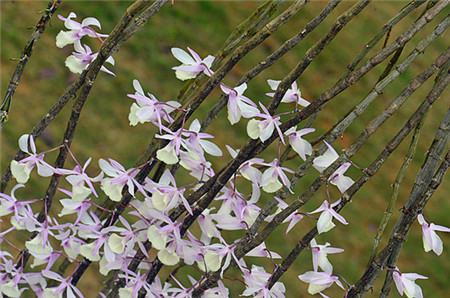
[1, 1, 449, 297]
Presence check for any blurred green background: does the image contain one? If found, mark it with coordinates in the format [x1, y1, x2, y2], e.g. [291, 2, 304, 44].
[1, 1, 449, 297]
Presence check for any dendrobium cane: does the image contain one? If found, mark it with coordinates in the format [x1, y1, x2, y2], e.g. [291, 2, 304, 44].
[65, 42, 115, 75]
[392, 267, 428, 298]
[56, 12, 107, 48]
[220, 83, 259, 125]
[309, 199, 348, 234]
[310, 239, 344, 273]
[10, 134, 54, 184]
[171, 47, 215, 80]
[313, 141, 339, 173]
[328, 162, 354, 193]
[298, 271, 344, 296]
[266, 79, 310, 107]
[247, 103, 284, 143]
[417, 214, 450, 256]
[128, 79, 181, 128]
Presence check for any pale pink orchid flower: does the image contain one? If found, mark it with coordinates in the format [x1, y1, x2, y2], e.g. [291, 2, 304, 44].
[246, 242, 281, 260]
[156, 127, 189, 165]
[260, 159, 294, 193]
[179, 150, 215, 182]
[203, 280, 230, 298]
[393, 267, 428, 298]
[417, 214, 450, 256]
[0, 184, 35, 217]
[118, 270, 153, 298]
[184, 119, 223, 157]
[298, 271, 344, 296]
[269, 196, 304, 234]
[309, 199, 348, 234]
[65, 42, 115, 75]
[247, 103, 284, 144]
[242, 265, 286, 298]
[99, 158, 143, 202]
[266, 79, 310, 107]
[127, 79, 181, 129]
[220, 83, 259, 125]
[313, 141, 339, 173]
[144, 169, 192, 214]
[310, 239, 344, 273]
[56, 158, 101, 201]
[10, 134, 54, 184]
[171, 47, 215, 80]
[56, 12, 107, 48]
[284, 126, 315, 160]
[328, 162, 354, 193]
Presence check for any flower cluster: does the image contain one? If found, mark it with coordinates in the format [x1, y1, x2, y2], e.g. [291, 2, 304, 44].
[56, 12, 114, 75]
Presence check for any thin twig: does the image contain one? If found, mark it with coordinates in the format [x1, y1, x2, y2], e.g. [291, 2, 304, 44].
[0, 0, 62, 126]
[368, 117, 424, 264]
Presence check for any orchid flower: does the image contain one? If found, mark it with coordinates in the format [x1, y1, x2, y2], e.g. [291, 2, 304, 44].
[0, 184, 35, 217]
[156, 127, 187, 165]
[266, 79, 310, 107]
[417, 214, 450, 256]
[179, 149, 215, 182]
[58, 195, 92, 224]
[198, 209, 221, 242]
[65, 42, 115, 75]
[128, 79, 181, 128]
[313, 141, 339, 173]
[393, 267, 428, 298]
[328, 162, 354, 193]
[78, 225, 124, 262]
[242, 265, 286, 298]
[310, 239, 344, 273]
[260, 159, 294, 193]
[298, 271, 344, 296]
[99, 158, 143, 202]
[246, 242, 281, 260]
[309, 199, 348, 234]
[56, 12, 107, 48]
[144, 169, 192, 214]
[269, 197, 304, 234]
[284, 126, 315, 160]
[25, 234, 53, 261]
[220, 83, 259, 124]
[226, 145, 264, 201]
[203, 281, 230, 298]
[171, 47, 215, 80]
[202, 238, 243, 276]
[184, 119, 223, 157]
[118, 271, 153, 298]
[10, 134, 54, 184]
[247, 103, 284, 143]
[57, 158, 101, 201]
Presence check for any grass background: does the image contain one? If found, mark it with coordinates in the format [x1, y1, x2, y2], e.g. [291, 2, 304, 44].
[1, 1, 449, 297]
